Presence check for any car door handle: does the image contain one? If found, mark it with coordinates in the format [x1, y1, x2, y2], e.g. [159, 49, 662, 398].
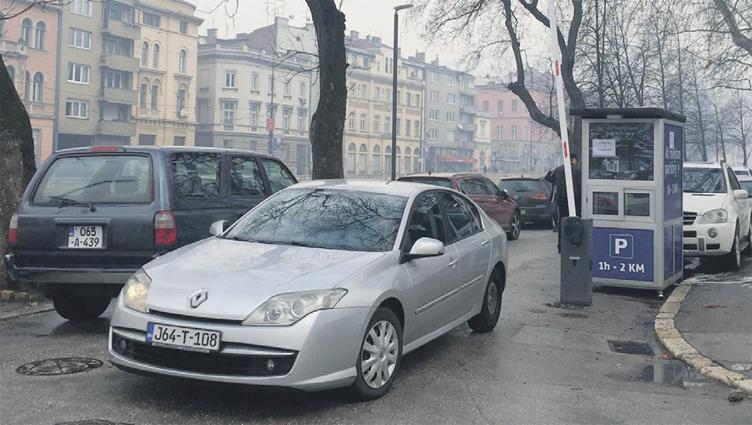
[480, 239, 490, 246]
[448, 257, 458, 267]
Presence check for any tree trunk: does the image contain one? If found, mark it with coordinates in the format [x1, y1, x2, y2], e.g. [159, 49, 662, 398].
[0, 54, 36, 288]
[305, 0, 347, 180]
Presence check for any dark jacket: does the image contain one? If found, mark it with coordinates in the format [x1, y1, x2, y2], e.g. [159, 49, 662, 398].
[545, 164, 582, 216]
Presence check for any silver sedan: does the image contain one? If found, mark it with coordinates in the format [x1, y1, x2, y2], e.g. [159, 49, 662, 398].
[109, 180, 508, 399]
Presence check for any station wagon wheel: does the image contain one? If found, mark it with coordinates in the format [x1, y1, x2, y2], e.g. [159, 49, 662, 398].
[351, 308, 403, 400]
[507, 211, 521, 241]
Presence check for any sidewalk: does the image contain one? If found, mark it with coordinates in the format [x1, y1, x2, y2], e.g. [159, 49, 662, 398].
[674, 273, 752, 379]
[0, 300, 54, 321]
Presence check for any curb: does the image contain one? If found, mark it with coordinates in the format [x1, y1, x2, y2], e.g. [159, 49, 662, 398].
[0, 301, 54, 321]
[655, 280, 752, 396]
[0, 289, 45, 303]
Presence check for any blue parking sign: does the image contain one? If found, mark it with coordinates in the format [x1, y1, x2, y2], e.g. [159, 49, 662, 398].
[593, 228, 653, 282]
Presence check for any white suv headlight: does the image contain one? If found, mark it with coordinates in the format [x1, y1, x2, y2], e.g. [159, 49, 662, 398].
[698, 209, 728, 224]
[242, 289, 347, 326]
[123, 269, 151, 313]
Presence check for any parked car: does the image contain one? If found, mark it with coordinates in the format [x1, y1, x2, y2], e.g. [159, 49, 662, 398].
[499, 177, 554, 228]
[683, 162, 752, 269]
[109, 180, 508, 399]
[398, 173, 521, 240]
[732, 166, 752, 177]
[5, 146, 297, 321]
[738, 175, 752, 197]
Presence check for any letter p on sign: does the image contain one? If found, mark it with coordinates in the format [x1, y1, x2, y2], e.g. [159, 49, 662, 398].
[610, 234, 634, 259]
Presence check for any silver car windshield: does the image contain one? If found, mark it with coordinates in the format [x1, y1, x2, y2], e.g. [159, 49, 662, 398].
[225, 188, 408, 252]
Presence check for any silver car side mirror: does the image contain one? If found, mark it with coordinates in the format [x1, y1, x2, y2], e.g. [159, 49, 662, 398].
[405, 237, 445, 261]
[209, 220, 228, 237]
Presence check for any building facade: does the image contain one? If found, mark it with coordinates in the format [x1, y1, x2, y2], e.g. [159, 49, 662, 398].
[135, 0, 202, 147]
[477, 82, 559, 174]
[0, 0, 61, 163]
[196, 27, 316, 176]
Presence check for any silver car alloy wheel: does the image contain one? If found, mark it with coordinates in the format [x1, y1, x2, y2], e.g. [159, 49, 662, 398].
[361, 320, 399, 389]
[486, 280, 498, 315]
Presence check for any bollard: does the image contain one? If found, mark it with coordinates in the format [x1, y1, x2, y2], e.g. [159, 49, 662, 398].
[560, 216, 593, 306]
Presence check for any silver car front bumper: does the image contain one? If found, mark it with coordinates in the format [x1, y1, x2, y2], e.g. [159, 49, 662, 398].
[108, 296, 371, 391]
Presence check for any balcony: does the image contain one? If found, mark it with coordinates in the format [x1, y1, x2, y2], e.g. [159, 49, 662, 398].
[102, 19, 139, 40]
[100, 54, 139, 71]
[97, 120, 136, 136]
[457, 123, 476, 133]
[0, 40, 28, 58]
[459, 104, 476, 114]
[100, 87, 138, 105]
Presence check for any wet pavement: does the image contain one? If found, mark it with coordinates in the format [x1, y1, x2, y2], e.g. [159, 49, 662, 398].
[0, 230, 749, 424]
[676, 258, 752, 379]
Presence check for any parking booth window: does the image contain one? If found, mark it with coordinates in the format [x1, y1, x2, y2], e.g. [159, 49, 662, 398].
[588, 122, 654, 181]
[593, 191, 619, 216]
[230, 157, 264, 197]
[625, 192, 650, 217]
[171, 152, 221, 199]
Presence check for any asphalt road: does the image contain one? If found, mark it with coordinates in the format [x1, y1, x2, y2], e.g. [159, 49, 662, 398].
[0, 230, 748, 425]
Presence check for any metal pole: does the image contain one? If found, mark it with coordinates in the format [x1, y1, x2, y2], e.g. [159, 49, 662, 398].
[268, 65, 275, 155]
[391, 10, 399, 181]
[547, 0, 577, 216]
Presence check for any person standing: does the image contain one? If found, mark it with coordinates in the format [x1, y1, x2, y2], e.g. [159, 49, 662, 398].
[545, 154, 582, 252]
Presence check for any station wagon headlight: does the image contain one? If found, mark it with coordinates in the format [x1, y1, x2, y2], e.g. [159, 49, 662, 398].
[123, 269, 151, 313]
[242, 289, 347, 326]
[698, 209, 728, 224]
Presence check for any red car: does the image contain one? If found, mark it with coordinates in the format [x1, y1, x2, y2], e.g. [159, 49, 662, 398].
[398, 173, 521, 240]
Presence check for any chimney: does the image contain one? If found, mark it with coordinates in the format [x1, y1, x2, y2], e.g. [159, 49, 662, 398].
[372, 36, 381, 45]
[206, 28, 218, 44]
[431, 56, 439, 65]
[416, 51, 425, 63]
[350, 30, 359, 39]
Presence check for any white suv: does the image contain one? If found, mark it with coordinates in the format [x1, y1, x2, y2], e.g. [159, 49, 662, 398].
[683, 162, 752, 269]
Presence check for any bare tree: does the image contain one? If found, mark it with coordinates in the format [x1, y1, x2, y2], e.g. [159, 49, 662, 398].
[713, 0, 752, 56]
[304, 0, 347, 179]
[728, 91, 752, 166]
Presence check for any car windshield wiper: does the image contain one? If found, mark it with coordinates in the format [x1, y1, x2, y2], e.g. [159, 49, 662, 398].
[48, 195, 96, 212]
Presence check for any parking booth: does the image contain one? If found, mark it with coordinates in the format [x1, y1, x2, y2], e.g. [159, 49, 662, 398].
[574, 108, 685, 297]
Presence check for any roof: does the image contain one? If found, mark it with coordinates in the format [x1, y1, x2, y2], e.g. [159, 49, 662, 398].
[53, 146, 280, 161]
[290, 180, 437, 197]
[684, 162, 723, 169]
[400, 172, 482, 179]
[570, 108, 686, 123]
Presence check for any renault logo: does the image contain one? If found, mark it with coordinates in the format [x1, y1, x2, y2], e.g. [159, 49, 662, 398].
[189, 289, 208, 308]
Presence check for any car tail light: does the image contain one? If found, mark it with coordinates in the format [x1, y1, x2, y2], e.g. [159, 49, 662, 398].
[154, 211, 176, 247]
[8, 213, 18, 246]
[529, 192, 548, 201]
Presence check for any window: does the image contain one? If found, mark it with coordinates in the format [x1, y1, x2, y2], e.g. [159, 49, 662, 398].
[430, 90, 439, 102]
[625, 193, 650, 217]
[69, 28, 91, 49]
[347, 143, 356, 174]
[372, 145, 381, 173]
[223, 139, 233, 148]
[374, 115, 380, 133]
[588, 122, 655, 181]
[178, 49, 187, 73]
[21, 19, 32, 45]
[298, 108, 306, 131]
[431, 71, 439, 83]
[428, 128, 439, 140]
[143, 12, 161, 27]
[447, 93, 457, 104]
[176, 86, 186, 118]
[249, 102, 260, 127]
[67, 63, 90, 84]
[415, 94, 421, 107]
[396, 118, 401, 135]
[103, 70, 131, 89]
[483, 100, 489, 112]
[230, 157, 264, 197]
[139, 83, 148, 108]
[171, 152, 221, 199]
[152, 44, 160, 68]
[437, 192, 481, 242]
[360, 113, 367, 131]
[283, 108, 291, 131]
[222, 101, 236, 130]
[358, 144, 367, 175]
[225, 71, 236, 88]
[384, 116, 390, 134]
[728, 168, 742, 190]
[179, 20, 188, 34]
[348, 112, 355, 130]
[404, 147, 412, 172]
[360, 84, 368, 98]
[511, 125, 518, 140]
[496, 125, 502, 140]
[446, 112, 455, 123]
[511, 99, 518, 112]
[71, 0, 92, 17]
[429, 110, 439, 121]
[593, 192, 618, 215]
[34, 22, 46, 50]
[141, 42, 149, 67]
[251, 72, 259, 91]
[173, 136, 186, 146]
[259, 158, 296, 193]
[497, 99, 503, 113]
[405, 193, 447, 249]
[150, 84, 159, 111]
[416, 121, 421, 137]
[24, 71, 30, 100]
[104, 36, 132, 56]
[138, 134, 156, 145]
[406, 120, 411, 137]
[31, 73, 43, 102]
[449, 75, 458, 86]
[375, 87, 381, 100]
[299, 81, 307, 98]
[65, 100, 88, 118]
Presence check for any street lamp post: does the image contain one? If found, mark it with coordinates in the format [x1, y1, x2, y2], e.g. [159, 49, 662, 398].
[392, 4, 413, 181]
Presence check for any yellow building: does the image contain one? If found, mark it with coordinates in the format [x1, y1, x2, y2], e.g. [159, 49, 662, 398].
[343, 32, 424, 178]
[134, 0, 202, 146]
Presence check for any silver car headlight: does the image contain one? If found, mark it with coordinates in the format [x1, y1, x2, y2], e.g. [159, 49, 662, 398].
[122, 269, 151, 313]
[698, 209, 728, 224]
[242, 289, 347, 326]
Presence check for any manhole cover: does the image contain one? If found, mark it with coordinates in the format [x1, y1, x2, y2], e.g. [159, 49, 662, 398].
[608, 340, 654, 356]
[16, 357, 103, 376]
